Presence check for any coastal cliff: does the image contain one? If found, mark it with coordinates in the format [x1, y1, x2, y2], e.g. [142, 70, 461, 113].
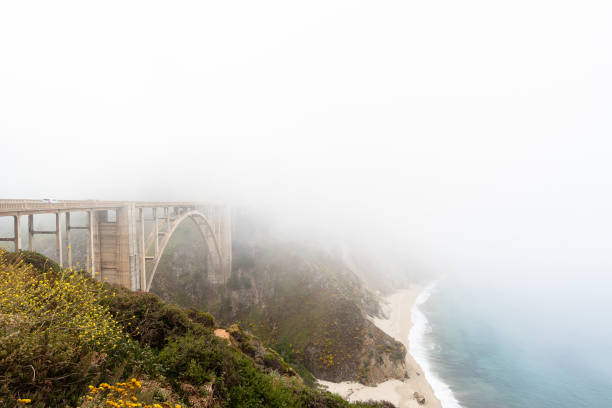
[150, 217, 408, 386]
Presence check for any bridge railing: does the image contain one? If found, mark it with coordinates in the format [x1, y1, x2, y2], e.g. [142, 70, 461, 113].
[0, 200, 124, 213]
[0, 200, 201, 215]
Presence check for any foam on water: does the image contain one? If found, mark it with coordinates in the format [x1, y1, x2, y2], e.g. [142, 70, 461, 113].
[409, 282, 463, 408]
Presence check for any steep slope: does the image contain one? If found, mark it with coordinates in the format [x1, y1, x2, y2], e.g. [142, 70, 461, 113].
[228, 244, 408, 385]
[151, 216, 408, 386]
[0, 250, 395, 408]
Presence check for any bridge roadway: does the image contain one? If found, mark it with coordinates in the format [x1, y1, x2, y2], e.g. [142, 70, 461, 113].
[0, 200, 231, 291]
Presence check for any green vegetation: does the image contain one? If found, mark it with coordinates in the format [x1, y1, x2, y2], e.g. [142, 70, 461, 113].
[234, 244, 406, 384]
[153, 238, 405, 385]
[148, 215, 406, 386]
[0, 250, 131, 407]
[2, 250, 61, 274]
[0, 250, 396, 408]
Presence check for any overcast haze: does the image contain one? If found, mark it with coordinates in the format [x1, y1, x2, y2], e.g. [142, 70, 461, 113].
[2, 1, 611, 277]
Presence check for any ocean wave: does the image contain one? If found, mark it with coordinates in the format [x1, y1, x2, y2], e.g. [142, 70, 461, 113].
[410, 281, 463, 408]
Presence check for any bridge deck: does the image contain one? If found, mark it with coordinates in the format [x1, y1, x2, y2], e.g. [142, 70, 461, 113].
[0, 200, 199, 216]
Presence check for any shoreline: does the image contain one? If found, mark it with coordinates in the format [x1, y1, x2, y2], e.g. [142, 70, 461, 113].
[319, 285, 444, 408]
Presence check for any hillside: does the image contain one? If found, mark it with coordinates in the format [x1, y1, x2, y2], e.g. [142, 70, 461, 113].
[0, 250, 395, 408]
[150, 216, 408, 386]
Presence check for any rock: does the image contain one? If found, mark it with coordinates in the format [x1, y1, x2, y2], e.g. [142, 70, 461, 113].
[414, 391, 426, 405]
[214, 328, 230, 340]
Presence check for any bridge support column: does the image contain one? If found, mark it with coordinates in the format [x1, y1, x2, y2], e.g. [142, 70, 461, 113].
[126, 205, 139, 291]
[90, 205, 138, 289]
[65, 212, 72, 268]
[55, 212, 63, 267]
[28, 215, 33, 251]
[88, 210, 95, 276]
[96, 205, 133, 289]
[13, 215, 21, 251]
[165, 207, 170, 233]
[153, 208, 159, 257]
[139, 208, 146, 291]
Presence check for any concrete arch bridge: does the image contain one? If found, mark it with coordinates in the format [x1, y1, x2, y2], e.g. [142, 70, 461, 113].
[0, 200, 231, 291]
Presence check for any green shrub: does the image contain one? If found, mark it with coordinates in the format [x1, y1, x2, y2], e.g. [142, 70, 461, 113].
[158, 333, 227, 385]
[0, 250, 130, 408]
[0, 250, 397, 408]
[186, 308, 215, 328]
[2, 250, 60, 274]
[159, 333, 310, 408]
[102, 288, 195, 349]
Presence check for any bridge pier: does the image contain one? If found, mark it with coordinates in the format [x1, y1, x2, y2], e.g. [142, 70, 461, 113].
[28, 215, 33, 251]
[138, 207, 146, 291]
[14, 215, 21, 251]
[65, 212, 72, 268]
[89, 205, 140, 290]
[55, 213, 62, 267]
[88, 210, 95, 276]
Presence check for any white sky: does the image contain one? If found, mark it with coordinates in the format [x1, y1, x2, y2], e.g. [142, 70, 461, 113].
[1, 1, 611, 275]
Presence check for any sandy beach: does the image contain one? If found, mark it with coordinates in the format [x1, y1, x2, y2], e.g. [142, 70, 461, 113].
[319, 286, 443, 408]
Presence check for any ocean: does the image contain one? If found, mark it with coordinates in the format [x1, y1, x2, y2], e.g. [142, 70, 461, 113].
[411, 276, 612, 408]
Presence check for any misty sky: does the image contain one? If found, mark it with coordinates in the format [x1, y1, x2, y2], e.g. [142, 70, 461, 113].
[1, 1, 611, 276]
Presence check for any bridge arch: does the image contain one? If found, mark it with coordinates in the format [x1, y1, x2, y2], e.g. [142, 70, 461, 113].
[145, 210, 224, 292]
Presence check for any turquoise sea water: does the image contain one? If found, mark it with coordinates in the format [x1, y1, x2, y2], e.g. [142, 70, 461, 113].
[416, 276, 612, 408]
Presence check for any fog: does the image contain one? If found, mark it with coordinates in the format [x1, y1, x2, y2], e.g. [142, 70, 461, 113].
[1, 1, 611, 283]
